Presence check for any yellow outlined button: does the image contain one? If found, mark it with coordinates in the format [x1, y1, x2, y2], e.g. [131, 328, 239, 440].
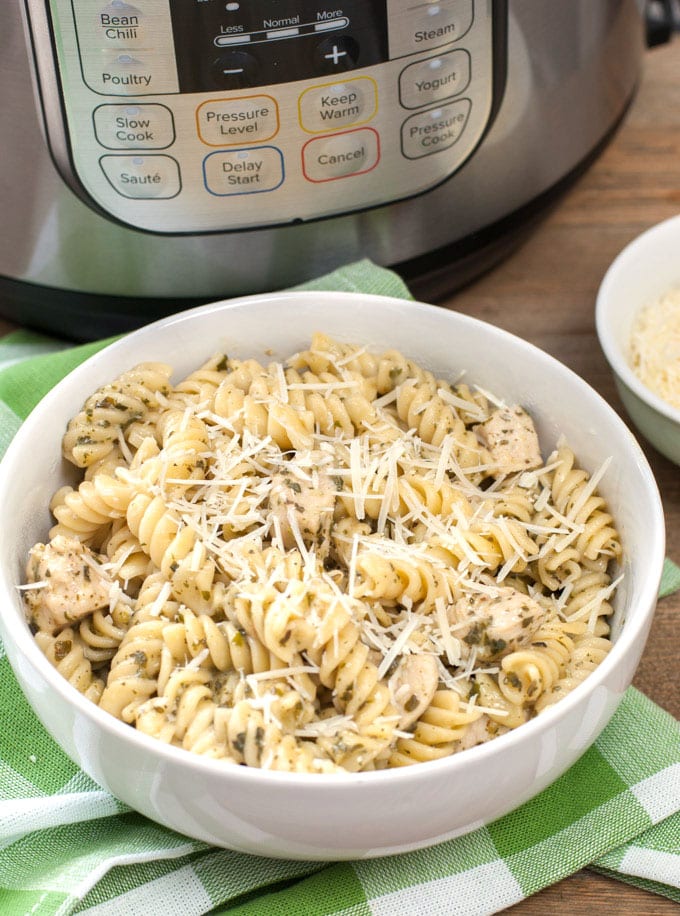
[196, 95, 279, 146]
[298, 77, 377, 134]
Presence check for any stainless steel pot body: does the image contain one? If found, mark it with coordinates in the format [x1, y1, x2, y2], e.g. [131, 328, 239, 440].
[0, 2, 644, 307]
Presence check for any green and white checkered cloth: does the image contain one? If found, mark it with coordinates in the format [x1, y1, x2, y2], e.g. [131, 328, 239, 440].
[0, 261, 678, 915]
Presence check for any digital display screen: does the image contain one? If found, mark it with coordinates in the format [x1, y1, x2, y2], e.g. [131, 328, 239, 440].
[170, 0, 389, 92]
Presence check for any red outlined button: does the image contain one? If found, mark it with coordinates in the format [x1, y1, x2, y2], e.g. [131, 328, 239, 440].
[302, 127, 380, 183]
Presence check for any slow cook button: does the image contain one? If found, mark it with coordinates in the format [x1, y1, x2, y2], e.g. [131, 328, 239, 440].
[196, 95, 279, 146]
[203, 147, 284, 196]
[387, 0, 473, 57]
[298, 77, 378, 134]
[399, 50, 471, 110]
[302, 128, 380, 183]
[93, 103, 175, 149]
[99, 154, 181, 198]
[401, 99, 471, 159]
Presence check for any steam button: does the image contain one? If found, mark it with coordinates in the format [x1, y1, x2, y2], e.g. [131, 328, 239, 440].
[99, 154, 181, 198]
[387, 0, 474, 57]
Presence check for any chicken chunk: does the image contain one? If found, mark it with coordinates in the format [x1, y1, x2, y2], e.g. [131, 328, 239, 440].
[269, 467, 337, 551]
[23, 535, 111, 634]
[449, 586, 546, 662]
[476, 405, 542, 475]
[453, 714, 509, 752]
[389, 653, 439, 729]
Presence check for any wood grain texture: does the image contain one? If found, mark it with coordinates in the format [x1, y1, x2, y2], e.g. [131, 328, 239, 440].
[414, 37, 680, 915]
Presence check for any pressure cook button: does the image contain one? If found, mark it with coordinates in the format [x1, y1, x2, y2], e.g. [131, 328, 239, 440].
[210, 51, 260, 90]
[387, 0, 474, 58]
[401, 99, 471, 159]
[399, 50, 471, 110]
[314, 37, 360, 74]
[99, 154, 181, 198]
[93, 103, 175, 149]
[302, 128, 380, 182]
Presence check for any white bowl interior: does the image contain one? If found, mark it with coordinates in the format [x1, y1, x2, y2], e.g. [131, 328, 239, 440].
[596, 213, 680, 427]
[0, 291, 666, 857]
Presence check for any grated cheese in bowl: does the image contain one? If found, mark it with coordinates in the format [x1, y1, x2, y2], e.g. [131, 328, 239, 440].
[630, 288, 680, 410]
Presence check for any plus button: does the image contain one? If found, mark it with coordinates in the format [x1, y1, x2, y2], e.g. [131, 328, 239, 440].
[324, 44, 347, 66]
[315, 36, 359, 73]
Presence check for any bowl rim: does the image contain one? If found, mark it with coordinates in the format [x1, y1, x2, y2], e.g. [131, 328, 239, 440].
[0, 289, 666, 790]
[595, 214, 680, 426]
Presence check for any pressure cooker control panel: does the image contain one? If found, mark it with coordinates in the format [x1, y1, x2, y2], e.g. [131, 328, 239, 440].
[28, 0, 505, 233]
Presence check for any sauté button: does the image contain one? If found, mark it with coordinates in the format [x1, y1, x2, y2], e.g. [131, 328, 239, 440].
[99, 154, 181, 198]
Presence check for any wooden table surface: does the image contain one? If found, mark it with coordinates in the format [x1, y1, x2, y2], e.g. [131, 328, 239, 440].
[411, 36, 680, 915]
[1, 31, 678, 916]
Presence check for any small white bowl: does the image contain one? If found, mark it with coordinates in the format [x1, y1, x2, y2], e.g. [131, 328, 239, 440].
[596, 214, 680, 466]
[0, 291, 665, 859]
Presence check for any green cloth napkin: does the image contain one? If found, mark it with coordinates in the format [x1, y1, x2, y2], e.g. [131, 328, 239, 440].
[0, 260, 678, 916]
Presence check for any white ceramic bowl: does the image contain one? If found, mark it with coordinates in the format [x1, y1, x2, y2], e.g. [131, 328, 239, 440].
[596, 214, 680, 466]
[0, 291, 665, 860]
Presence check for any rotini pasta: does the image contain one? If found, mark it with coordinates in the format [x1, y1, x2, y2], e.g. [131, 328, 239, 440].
[23, 334, 623, 772]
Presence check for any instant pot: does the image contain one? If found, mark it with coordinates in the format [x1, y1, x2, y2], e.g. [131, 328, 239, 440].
[1, 1, 647, 339]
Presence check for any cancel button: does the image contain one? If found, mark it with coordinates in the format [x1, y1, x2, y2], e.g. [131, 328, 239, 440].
[302, 128, 380, 182]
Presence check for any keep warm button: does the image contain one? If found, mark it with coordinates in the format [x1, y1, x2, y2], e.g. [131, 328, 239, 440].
[99, 154, 181, 198]
[302, 128, 380, 183]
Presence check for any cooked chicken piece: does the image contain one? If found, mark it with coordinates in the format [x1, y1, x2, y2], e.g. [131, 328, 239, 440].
[453, 714, 509, 752]
[476, 405, 542, 474]
[389, 653, 439, 729]
[23, 534, 111, 634]
[269, 467, 336, 551]
[449, 587, 546, 662]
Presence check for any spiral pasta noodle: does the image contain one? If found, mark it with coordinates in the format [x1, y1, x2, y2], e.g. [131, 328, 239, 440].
[23, 333, 623, 773]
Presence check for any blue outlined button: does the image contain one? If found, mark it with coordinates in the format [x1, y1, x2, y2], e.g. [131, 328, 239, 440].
[203, 146, 284, 195]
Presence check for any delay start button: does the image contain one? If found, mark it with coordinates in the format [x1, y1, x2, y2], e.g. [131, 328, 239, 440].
[203, 147, 284, 196]
[99, 154, 181, 198]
